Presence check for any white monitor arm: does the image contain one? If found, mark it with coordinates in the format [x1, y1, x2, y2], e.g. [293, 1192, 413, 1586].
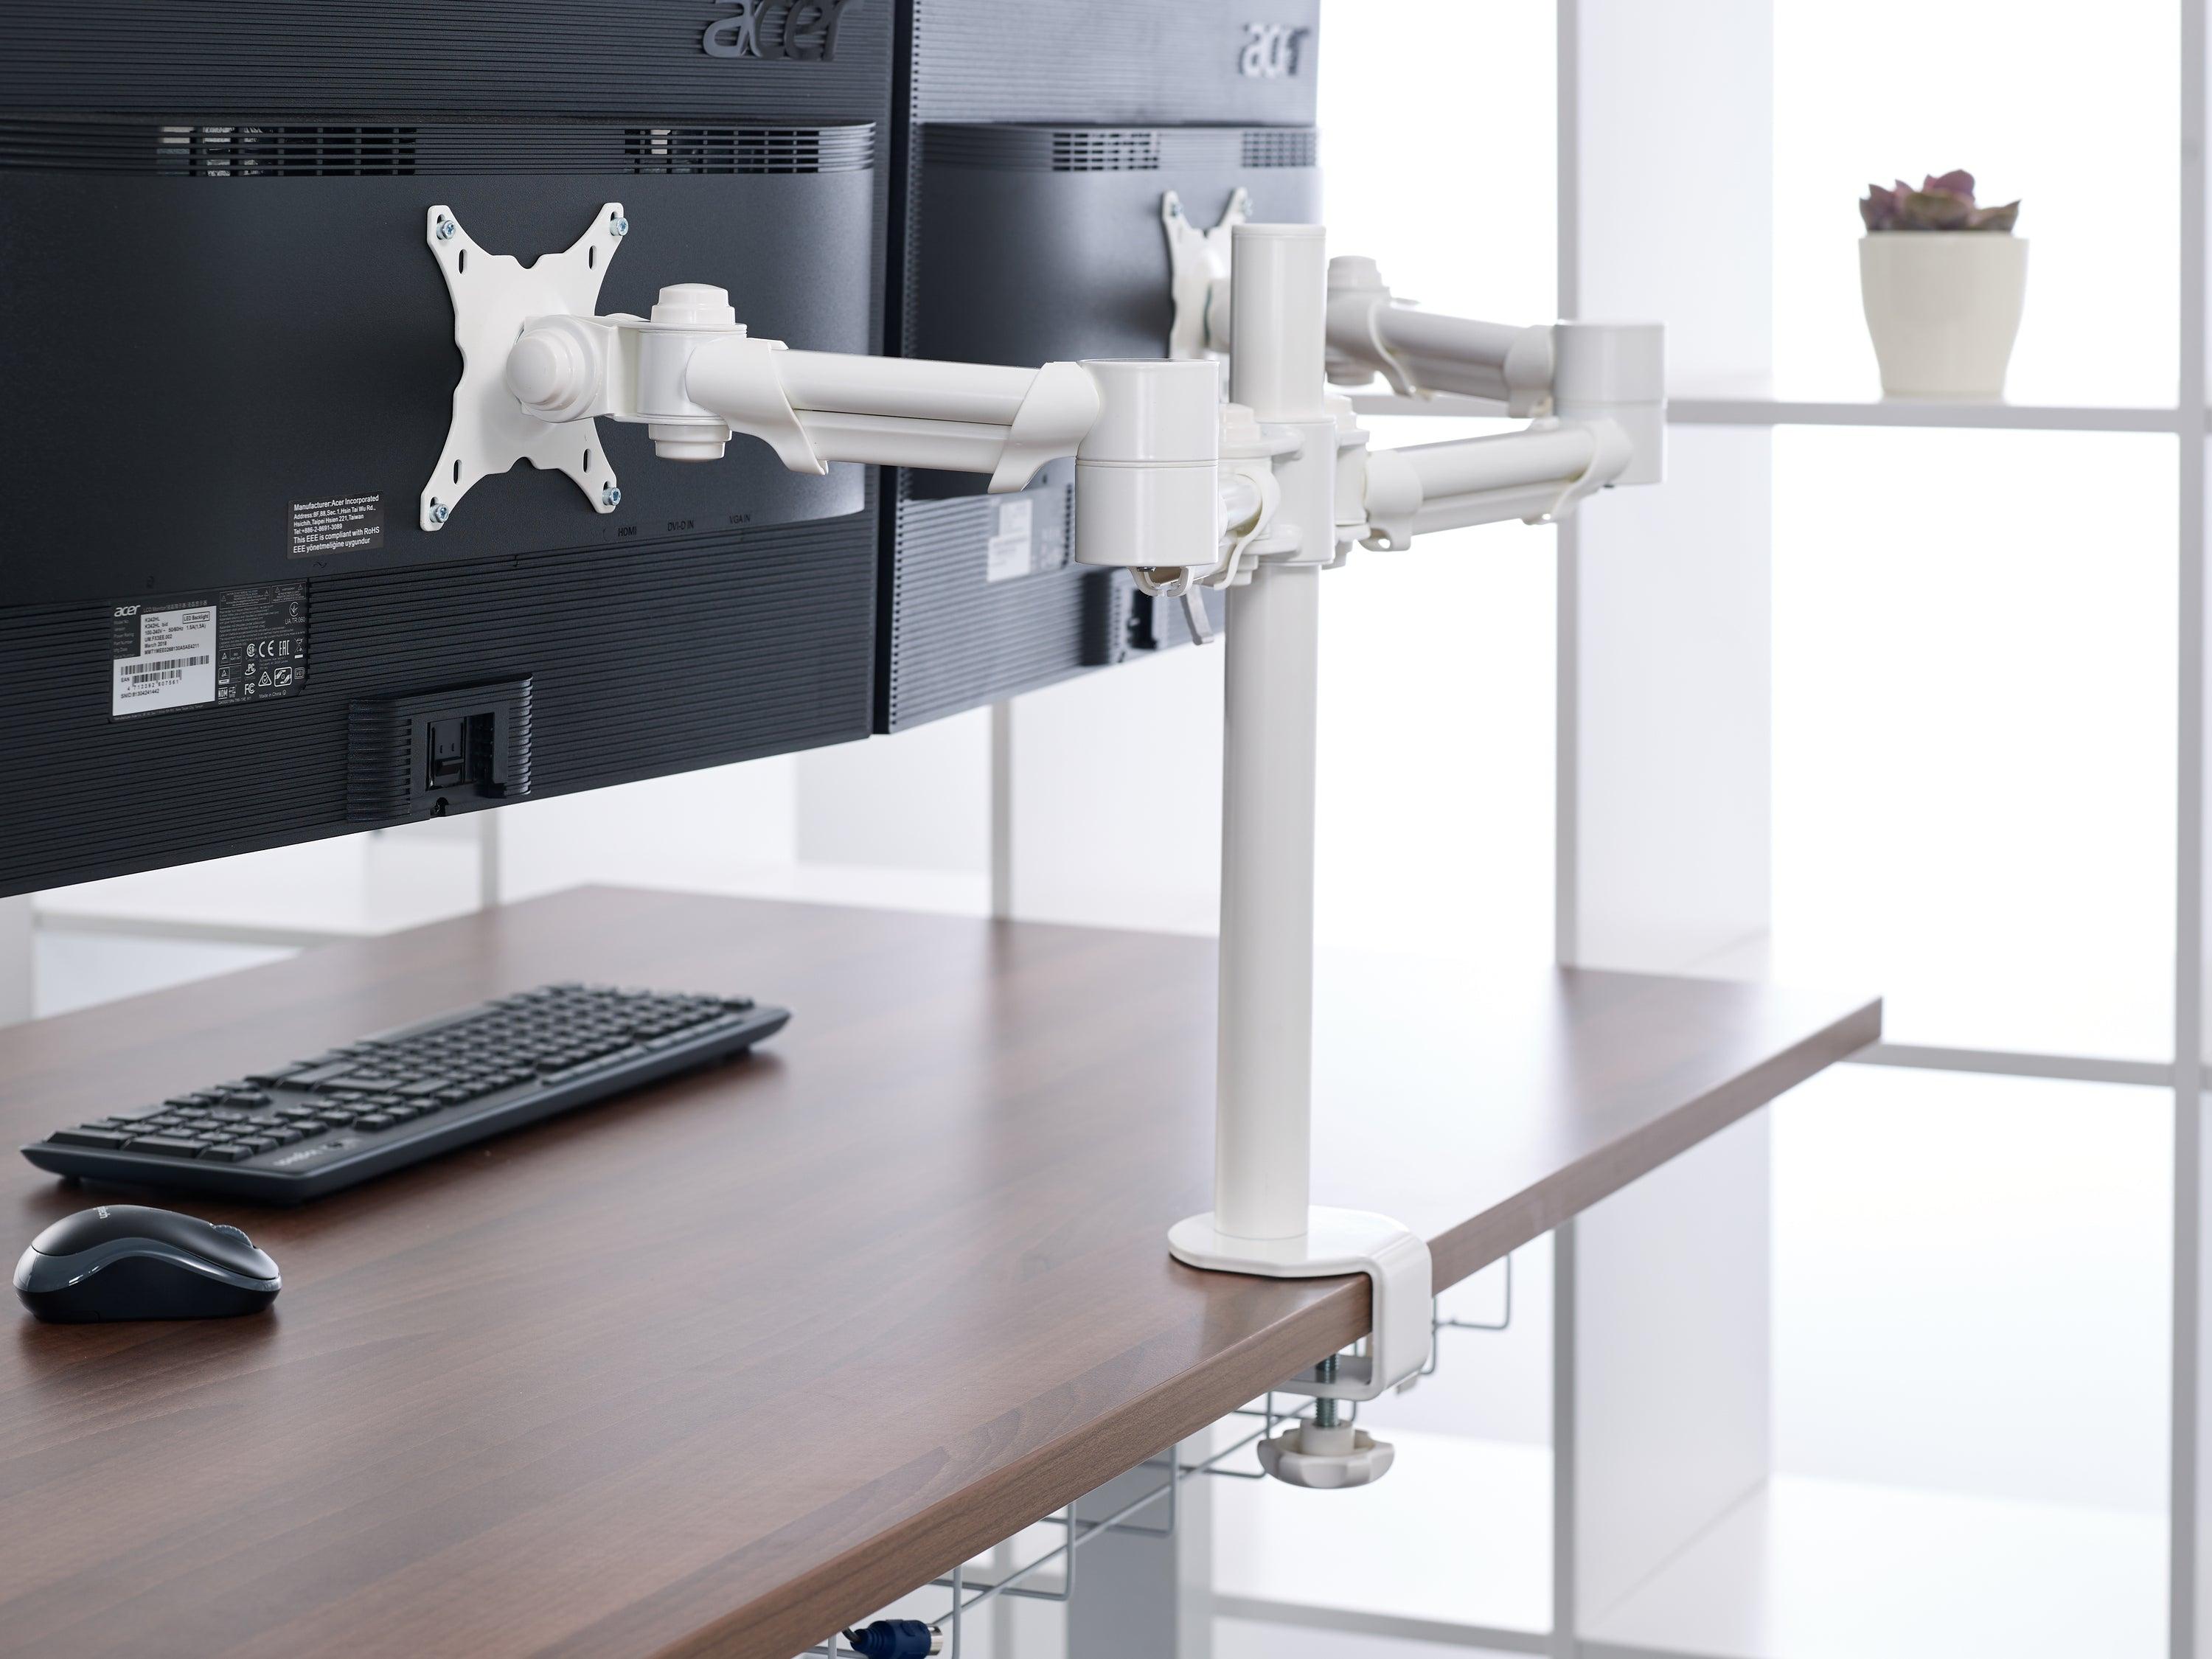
[509, 291, 1223, 581]
[419, 205, 1663, 1489]
[1324, 257, 1665, 546]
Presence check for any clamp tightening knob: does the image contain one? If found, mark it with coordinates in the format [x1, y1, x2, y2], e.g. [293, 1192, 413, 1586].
[1255, 1419, 1397, 1489]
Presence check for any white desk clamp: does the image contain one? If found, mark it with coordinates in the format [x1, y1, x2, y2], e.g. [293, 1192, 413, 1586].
[419, 207, 1663, 1489]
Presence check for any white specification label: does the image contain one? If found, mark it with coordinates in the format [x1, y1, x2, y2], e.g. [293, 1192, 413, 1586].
[111, 604, 217, 717]
[985, 497, 1034, 583]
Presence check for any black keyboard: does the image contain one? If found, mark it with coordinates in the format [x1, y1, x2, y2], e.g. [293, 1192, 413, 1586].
[20, 984, 789, 1203]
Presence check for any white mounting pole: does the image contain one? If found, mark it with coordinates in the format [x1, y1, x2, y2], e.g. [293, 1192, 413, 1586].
[1166, 226, 1433, 1440]
[1214, 562, 1321, 1239]
[1212, 224, 1331, 1242]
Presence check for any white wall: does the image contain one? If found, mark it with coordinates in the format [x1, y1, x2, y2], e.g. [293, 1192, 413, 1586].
[497, 753, 801, 901]
[1775, 1066, 2174, 1514]
[797, 709, 991, 874]
[1005, 644, 1224, 935]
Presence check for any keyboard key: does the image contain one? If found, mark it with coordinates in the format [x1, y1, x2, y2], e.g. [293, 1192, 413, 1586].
[48, 1128, 131, 1148]
[125, 1135, 206, 1157]
[246, 1065, 310, 1085]
[198, 1144, 253, 1162]
[399, 1078, 455, 1096]
[355, 1114, 397, 1130]
[312, 1071, 400, 1092]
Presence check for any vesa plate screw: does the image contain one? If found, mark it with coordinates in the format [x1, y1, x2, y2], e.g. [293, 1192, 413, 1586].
[428, 501, 451, 525]
[434, 217, 457, 242]
[601, 486, 622, 508]
[609, 215, 630, 237]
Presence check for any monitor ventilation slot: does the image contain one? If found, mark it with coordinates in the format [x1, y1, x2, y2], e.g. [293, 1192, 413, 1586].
[1048, 130, 1161, 173]
[625, 125, 872, 175]
[925, 125, 1162, 172]
[1241, 128, 1318, 170]
[926, 125, 1315, 175]
[0, 118, 875, 177]
[158, 125, 421, 177]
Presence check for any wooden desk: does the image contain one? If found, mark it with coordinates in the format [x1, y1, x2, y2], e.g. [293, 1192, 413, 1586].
[0, 888, 1877, 1658]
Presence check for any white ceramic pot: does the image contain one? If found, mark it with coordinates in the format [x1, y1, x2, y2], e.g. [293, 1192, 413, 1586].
[1858, 232, 2029, 398]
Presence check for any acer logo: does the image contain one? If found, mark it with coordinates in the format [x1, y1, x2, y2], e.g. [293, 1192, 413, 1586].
[703, 0, 861, 60]
[1239, 21, 1310, 78]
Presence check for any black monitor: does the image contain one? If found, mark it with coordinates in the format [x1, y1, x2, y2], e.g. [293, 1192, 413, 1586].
[881, 0, 1321, 731]
[0, 0, 1319, 897]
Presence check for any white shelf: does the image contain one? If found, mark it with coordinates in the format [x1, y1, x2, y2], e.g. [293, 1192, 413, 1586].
[1211, 1430, 1551, 1646]
[1350, 380, 2180, 433]
[1579, 1474, 2165, 1659]
[1669, 392, 2179, 433]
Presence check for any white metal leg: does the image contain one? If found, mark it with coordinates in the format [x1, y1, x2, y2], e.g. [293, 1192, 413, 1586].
[1551, 1216, 1580, 1659]
[1065, 1441, 1213, 1658]
[476, 812, 504, 910]
[0, 894, 32, 1025]
[2178, 6, 2210, 1658]
[989, 700, 1015, 922]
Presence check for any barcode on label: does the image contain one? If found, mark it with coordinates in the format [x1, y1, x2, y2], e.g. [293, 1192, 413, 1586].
[122, 654, 210, 684]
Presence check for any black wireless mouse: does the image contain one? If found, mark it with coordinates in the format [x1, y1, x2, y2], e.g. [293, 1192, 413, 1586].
[13, 1204, 281, 1322]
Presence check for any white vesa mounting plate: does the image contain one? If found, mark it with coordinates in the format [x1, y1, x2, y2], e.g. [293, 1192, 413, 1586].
[1167, 1205, 1433, 1401]
[420, 201, 628, 532]
[1161, 186, 1250, 361]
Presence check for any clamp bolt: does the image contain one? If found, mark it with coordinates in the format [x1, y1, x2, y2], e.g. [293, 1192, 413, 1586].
[427, 501, 450, 525]
[608, 215, 629, 238]
[1314, 1353, 1341, 1427]
[600, 485, 622, 508]
[434, 217, 457, 242]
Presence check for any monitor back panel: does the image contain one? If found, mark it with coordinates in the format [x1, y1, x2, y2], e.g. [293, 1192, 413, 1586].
[0, 1, 896, 897]
[884, 0, 1321, 731]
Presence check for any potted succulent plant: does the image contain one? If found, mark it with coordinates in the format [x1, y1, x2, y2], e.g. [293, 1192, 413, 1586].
[1858, 170, 2026, 398]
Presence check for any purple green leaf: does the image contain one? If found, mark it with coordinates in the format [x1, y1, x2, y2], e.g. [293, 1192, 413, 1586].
[1860, 170, 2017, 232]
